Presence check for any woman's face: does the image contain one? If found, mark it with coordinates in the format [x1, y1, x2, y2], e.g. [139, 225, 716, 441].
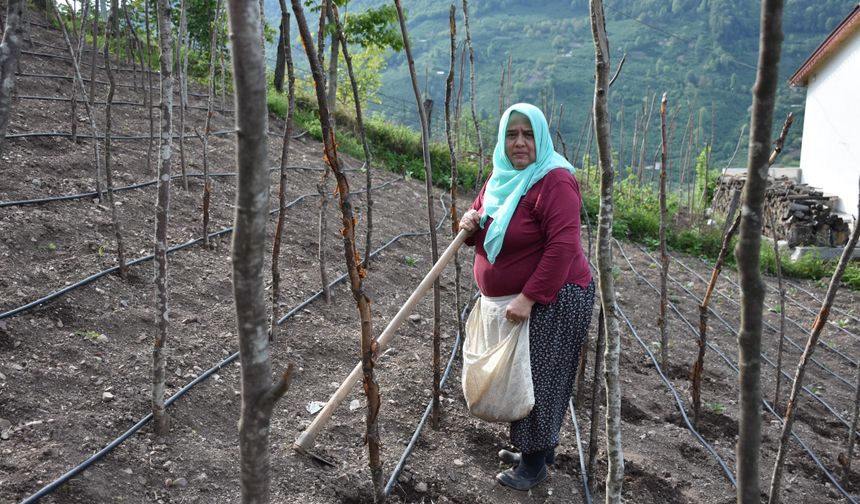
[505, 112, 536, 170]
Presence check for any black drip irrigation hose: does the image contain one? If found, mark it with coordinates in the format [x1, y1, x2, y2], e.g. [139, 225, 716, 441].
[16, 72, 147, 89]
[0, 177, 400, 321]
[15, 94, 143, 107]
[3, 129, 254, 140]
[20, 49, 158, 74]
[640, 246, 857, 393]
[568, 398, 593, 504]
[629, 243, 860, 438]
[13, 94, 219, 111]
[383, 293, 476, 498]
[696, 256, 860, 333]
[686, 254, 860, 348]
[12, 128, 291, 140]
[25, 20, 54, 29]
[783, 277, 860, 327]
[670, 252, 858, 368]
[615, 302, 738, 487]
[0, 165, 358, 208]
[615, 240, 858, 502]
[17, 185, 442, 504]
[584, 258, 738, 487]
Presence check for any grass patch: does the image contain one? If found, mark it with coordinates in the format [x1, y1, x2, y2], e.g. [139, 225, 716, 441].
[267, 90, 479, 190]
[579, 167, 859, 290]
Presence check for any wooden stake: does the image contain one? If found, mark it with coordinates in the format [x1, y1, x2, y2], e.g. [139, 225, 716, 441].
[658, 93, 669, 371]
[393, 0, 443, 430]
[102, 7, 126, 279]
[329, 5, 373, 270]
[292, 1, 383, 497]
[270, 0, 290, 342]
[152, 0, 175, 436]
[462, 0, 484, 189]
[444, 4, 465, 351]
[589, 0, 624, 500]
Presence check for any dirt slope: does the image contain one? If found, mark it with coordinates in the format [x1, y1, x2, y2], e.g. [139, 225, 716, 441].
[2, 11, 860, 504]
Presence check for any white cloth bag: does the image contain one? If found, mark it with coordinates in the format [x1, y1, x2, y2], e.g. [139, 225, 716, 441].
[461, 294, 534, 422]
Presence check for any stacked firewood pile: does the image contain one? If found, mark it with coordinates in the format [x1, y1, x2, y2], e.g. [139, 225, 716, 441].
[712, 175, 851, 247]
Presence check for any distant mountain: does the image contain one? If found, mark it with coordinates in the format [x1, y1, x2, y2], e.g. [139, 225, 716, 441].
[270, 0, 853, 177]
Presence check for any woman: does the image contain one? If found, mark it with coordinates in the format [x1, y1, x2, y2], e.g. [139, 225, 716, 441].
[460, 103, 594, 491]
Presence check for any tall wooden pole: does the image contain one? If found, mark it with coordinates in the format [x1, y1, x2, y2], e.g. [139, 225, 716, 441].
[735, 0, 785, 501]
[589, 0, 624, 501]
[292, 1, 383, 499]
[393, 0, 443, 429]
[151, 0, 175, 436]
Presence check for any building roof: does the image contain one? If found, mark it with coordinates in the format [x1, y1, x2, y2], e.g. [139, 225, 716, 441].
[789, 3, 860, 87]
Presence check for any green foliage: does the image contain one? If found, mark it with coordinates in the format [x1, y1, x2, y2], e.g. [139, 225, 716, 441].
[268, 88, 478, 191]
[341, 4, 404, 51]
[335, 45, 386, 111]
[342, 0, 851, 171]
[843, 264, 860, 290]
[668, 227, 724, 258]
[706, 402, 726, 415]
[75, 329, 102, 340]
[694, 146, 720, 211]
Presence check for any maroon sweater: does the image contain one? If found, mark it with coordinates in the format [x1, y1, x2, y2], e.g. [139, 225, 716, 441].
[465, 168, 592, 305]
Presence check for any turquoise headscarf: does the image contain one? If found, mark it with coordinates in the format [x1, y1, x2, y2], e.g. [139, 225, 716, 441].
[480, 103, 575, 263]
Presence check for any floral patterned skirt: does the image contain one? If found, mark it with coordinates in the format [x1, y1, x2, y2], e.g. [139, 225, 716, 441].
[510, 281, 596, 453]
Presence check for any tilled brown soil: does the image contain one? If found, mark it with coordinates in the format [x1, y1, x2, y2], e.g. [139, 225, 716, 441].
[3, 13, 860, 504]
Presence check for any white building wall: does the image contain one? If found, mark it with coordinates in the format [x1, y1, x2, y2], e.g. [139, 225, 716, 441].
[799, 29, 860, 221]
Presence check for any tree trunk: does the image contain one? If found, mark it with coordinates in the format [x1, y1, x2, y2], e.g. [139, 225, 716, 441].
[177, 0, 189, 190]
[271, 1, 293, 342]
[734, 1, 785, 501]
[102, 7, 126, 279]
[330, 5, 372, 270]
[0, 0, 24, 155]
[770, 214, 786, 412]
[145, 0, 154, 174]
[454, 42, 465, 155]
[109, 0, 118, 33]
[89, 0, 98, 108]
[122, 1, 144, 96]
[589, 1, 624, 501]
[393, 0, 442, 430]
[768, 177, 859, 503]
[637, 94, 655, 186]
[325, 2, 337, 129]
[152, 0, 174, 436]
[587, 306, 606, 489]
[273, 11, 286, 93]
[201, 0, 224, 250]
[317, 169, 331, 303]
[227, 1, 294, 502]
[461, 0, 484, 189]
[658, 92, 669, 371]
[315, 0, 331, 304]
[444, 5, 464, 351]
[219, 48, 226, 111]
[292, 2, 383, 500]
[54, 1, 102, 205]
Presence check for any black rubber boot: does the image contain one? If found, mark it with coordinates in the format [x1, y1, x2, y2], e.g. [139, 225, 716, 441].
[496, 450, 548, 491]
[498, 447, 555, 466]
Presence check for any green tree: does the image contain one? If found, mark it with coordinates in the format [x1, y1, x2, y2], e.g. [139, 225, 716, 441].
[336, 43, 385, 110]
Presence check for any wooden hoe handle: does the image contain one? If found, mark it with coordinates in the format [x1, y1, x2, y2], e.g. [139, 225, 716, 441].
[293, 229, 470, 452]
